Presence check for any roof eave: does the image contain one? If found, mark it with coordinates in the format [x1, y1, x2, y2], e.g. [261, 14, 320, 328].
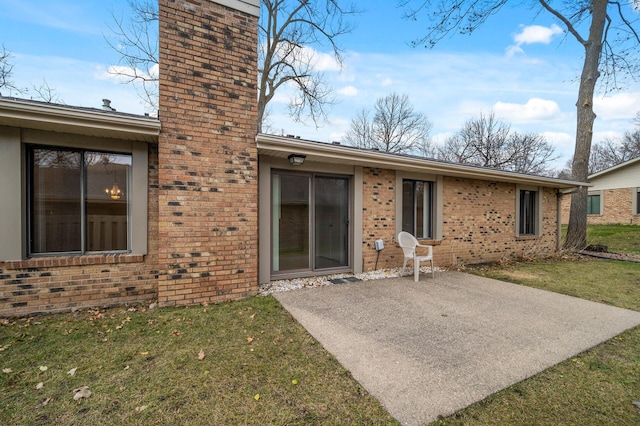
[257, 133, 589, 189]
[588, 156, 640, 180]
[0, 98, 160, 143]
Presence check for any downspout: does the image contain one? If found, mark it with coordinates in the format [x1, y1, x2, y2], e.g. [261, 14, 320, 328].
[557, 186, 583, 250]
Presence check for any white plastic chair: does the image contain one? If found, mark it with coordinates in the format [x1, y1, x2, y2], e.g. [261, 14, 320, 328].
[397, 231, 435, 282]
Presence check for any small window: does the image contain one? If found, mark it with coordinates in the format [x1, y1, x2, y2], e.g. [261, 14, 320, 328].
[518, 189, 537, 236]
[636, 189, 640, 214]
[29, 146, 131, 255]
[402, 179, 433, 239]
[587, 194, 601, 215]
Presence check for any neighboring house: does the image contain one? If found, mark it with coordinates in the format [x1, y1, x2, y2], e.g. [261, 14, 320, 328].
[561, 156, 640, 225]
[0, 0, 587, 317]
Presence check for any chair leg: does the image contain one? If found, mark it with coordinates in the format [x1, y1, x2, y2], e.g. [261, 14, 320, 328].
[430, 259, 435, 279]
[414, 257, 419, 282]
[401, 259, 408, 278]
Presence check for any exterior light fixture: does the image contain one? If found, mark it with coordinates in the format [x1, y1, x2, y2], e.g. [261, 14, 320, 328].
[288, 153, 306, 166]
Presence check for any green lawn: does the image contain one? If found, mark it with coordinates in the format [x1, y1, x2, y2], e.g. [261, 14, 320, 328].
[562, 224, 640, 254]
[2, 224, 640, 425]
[0, 298, 397, 425]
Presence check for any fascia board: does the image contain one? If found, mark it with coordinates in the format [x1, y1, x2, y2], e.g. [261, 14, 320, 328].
[257, 133, 590, 189]
[588, 156, 640, 180]
[0, 98, 160, 143]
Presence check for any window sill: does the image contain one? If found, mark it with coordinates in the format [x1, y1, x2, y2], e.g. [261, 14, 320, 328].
[2, 253, 145, 270]
[516, 235, 540, 241]
[416, 239, 442, 246]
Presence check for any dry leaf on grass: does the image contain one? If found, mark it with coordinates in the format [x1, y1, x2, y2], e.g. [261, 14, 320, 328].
[38, 366, 48, 372]
[135, 405, 148, 413]
[67, 367, 77, 376]
[72, 386, 91, 401]
[2, 368, 12, 373]
[35, 382, 44, 390]
[198, 349, 206, 360]
[40, 397, 52, 407]
[246, 337, 254, 343]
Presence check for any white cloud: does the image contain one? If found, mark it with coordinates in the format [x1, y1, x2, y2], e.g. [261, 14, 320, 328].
[593, 92, 640, 121]
[338, 85, 358, 96]
[506, 24, 564, 56]
[514, 24, 564, 45]
[299, 46, 341, 72]
[493, 98, 562, 123]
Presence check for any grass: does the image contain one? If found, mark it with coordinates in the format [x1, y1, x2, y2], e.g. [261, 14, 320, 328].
[0, 297, 398, 425]
[2, 224, 640, 425]
[561, 224, 640, 254]
[586, 224, 640, 254]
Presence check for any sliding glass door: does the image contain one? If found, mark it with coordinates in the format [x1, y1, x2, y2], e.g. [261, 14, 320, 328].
[272, 172, 350, 275]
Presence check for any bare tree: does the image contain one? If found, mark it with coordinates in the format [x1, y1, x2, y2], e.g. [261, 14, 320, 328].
[106, 0, 159, 113]
[31, 79, 63, 103]
[590, 127, 640, 172]
[401, 0, 640, 249]
[342, 93, 433, 154]
[438, 111, 557, 175]
[0, 45, 24, 95]
[107, 0, 358, 128]
[258, 0, 359, 132]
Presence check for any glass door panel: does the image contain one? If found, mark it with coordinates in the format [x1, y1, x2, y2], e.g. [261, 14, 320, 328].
[272, 174, 310, 272]
[314, 176, 349, 269]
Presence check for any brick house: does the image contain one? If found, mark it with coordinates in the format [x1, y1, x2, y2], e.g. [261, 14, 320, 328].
[0, 0, 586, 316]
[561, 156, 640, 225]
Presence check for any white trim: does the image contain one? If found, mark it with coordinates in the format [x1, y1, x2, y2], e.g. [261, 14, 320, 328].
[588, 156, 640, 180]
[215, 0, 259, 16]
[0, 97, 160, 143]
[257, 134, 588, 190]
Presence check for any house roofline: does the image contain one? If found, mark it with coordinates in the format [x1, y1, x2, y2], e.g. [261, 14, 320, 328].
[0, 97, 160, 143]
[588, 155, 640, 180]
[257, 133, 590, 189]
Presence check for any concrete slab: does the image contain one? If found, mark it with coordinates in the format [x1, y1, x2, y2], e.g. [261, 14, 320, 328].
[274, 271, 640, 426]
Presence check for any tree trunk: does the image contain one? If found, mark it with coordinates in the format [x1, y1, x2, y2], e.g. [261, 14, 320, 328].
[564, 0, 608, 250]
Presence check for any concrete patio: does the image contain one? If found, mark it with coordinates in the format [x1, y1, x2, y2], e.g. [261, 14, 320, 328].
[274, 271, 640, 426]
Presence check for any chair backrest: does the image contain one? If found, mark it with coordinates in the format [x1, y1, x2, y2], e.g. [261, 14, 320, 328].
[397, 231, 417, 258]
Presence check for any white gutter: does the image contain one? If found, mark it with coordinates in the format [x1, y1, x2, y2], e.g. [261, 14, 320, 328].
[0, 97, 160, 143]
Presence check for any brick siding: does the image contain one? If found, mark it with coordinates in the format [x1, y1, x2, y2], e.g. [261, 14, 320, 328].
[361, 170, 558, 272]
[561, 188, 639, 225]
[156, 0, 259, 306]
[0, 146, 160, 316]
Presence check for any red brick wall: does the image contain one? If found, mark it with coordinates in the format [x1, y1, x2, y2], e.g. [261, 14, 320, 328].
[361, 168, 398, 271]
[0, 146, 160, 316]
[157, 0, 259, 306]
[438, 177, 557, 265]
[561, 188, 639, 225]
[360, 169, 559, 272]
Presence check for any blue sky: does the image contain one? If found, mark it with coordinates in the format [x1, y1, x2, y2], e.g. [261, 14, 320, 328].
[1, 0, 639, 170]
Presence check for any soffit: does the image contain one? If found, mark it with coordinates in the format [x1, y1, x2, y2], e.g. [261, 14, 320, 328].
[0, 98, 160, 143]
[257, 133, 589, 189]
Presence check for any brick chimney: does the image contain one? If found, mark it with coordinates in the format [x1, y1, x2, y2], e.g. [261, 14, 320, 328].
[157, 0, 260, 306]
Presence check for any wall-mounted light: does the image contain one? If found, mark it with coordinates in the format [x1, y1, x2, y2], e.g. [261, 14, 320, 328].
[288, 153, 306, 166]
